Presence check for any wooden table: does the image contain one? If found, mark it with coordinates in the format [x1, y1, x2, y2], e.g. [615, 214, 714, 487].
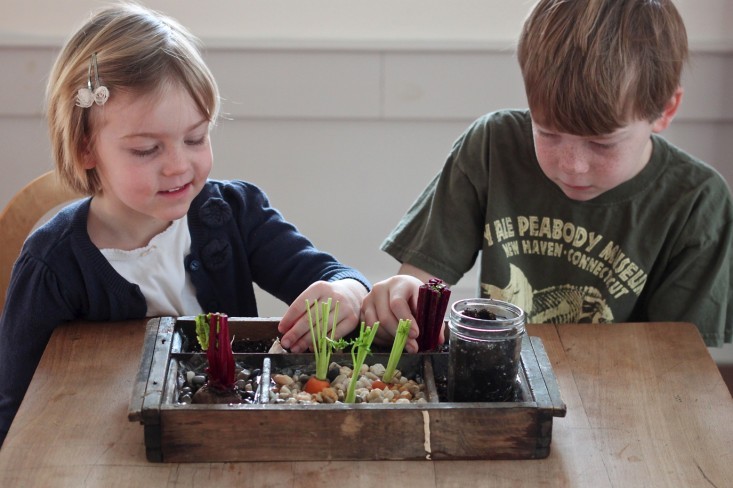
[1, 320, 732, 487]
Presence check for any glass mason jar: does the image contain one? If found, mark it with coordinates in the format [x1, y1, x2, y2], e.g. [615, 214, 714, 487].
[447, 298, 526, 402]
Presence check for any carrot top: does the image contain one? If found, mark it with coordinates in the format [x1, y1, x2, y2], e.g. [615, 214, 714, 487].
[306, 298, 348, 381]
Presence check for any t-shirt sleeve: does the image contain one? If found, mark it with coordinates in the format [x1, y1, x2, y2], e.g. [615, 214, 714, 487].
[643, 182, 733, 346]
[381, 122, 490, 284]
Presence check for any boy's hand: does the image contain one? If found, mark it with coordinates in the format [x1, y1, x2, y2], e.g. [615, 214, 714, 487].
[360, 275, 424, 353]
[277, 279, 367, 353]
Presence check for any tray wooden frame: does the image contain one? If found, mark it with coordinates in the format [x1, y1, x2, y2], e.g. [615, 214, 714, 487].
[129, 317, 566, 462]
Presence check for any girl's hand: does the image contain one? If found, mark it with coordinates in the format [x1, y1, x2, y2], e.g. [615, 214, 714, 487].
[277, 279, 367, 353]
[360, 275, 424, 353]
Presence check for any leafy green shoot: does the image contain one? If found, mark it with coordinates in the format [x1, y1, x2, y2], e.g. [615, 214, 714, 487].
[383, 319, 411, 383]
[306, 298, 342, 381]
[345, 321, 380, 403]
[195, 313, 210, 351]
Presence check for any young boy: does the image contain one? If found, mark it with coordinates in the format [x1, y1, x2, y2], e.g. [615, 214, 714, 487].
[361, 0, 733, 352]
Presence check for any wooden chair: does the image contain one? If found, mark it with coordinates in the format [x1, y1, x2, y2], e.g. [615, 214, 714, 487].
[0, 171, 83, 311]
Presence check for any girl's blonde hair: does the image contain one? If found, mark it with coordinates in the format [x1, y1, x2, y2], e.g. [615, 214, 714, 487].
[46, 2, 220, 194]
[517, 0, 688, 135]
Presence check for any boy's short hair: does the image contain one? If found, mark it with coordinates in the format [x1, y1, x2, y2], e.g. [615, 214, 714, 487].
[517, 0, 688, 135]
[46, 3, 220, 195]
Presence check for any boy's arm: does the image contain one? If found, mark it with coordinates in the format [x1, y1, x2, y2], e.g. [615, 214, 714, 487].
[360, 264, 448, 353]
[397, 263, 439, 283]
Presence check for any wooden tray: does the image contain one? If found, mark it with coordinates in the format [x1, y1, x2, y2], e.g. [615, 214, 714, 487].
[129, 317, 566, 462]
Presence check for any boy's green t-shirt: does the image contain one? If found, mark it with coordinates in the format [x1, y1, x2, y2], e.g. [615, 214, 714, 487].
[382, 110, 733, 347]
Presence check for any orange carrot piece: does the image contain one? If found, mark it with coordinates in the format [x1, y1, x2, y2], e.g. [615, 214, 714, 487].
[371, 380, 388, 390]
[304, 376, 331, 394]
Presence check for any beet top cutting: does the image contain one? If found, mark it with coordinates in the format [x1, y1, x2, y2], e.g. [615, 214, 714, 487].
[192, 312, 240, 403]
[416, 278, 451, 352]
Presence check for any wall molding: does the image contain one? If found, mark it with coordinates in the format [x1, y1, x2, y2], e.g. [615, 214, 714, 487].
[1, 45, 731, 123]
[2, 33, 732, 53]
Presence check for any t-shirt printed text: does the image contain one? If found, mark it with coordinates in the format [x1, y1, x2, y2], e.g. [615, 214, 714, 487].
[484, 215, 647, 299]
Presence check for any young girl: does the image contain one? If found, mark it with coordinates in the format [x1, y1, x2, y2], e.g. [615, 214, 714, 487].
[0, 3, 369, 445]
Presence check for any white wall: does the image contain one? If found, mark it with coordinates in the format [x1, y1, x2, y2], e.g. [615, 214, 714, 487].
[1, 0, 731, 48]
[1, 1, 732, 361]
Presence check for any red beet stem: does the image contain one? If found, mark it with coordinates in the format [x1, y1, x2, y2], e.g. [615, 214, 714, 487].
[416, 279, 451, 351]
[416, 289, 427, 351]
[205, 313, 236, 390]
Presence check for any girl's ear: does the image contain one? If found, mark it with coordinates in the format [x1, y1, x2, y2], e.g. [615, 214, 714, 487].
[81, 141, 97, 169]
[651, 87, 684, 133]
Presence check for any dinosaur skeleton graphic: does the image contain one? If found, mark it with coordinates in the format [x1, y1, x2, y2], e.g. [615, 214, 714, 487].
[482, 264, 614, 323]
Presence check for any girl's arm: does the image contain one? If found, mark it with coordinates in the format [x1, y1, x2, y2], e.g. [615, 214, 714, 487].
[278, 278, 368, 353]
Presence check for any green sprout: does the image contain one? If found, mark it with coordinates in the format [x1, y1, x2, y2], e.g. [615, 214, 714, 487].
[195, 313, 210, 350]
[306, 298, 344, 381]
[383, 319, 411, 383]
[345, 321, 380, 403]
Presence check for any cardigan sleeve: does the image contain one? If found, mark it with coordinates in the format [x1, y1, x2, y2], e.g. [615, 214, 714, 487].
[0, 252, 78, 446]
[186, 180, 370, 313]
[0, 198, 147, 447]
[238, 182, 369, 303]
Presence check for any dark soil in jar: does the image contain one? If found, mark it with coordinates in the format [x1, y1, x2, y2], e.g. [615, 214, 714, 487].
[448, 337, 520, 402]
[448, 307, 521, 402]
[461, 307, 498, 320]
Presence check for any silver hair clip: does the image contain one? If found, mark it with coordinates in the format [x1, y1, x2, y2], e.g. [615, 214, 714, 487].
[75, 53, 109, 108]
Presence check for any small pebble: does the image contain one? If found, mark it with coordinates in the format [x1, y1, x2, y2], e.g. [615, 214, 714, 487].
[295, 392, 313, 403]
[320, 388, 338, 404]
[177, 359, 426, 406]
[369, 364, 386, 377]
[273, 374, 294, 386]
[327, 363, 341, 382]
[366, 390, 383, 403]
